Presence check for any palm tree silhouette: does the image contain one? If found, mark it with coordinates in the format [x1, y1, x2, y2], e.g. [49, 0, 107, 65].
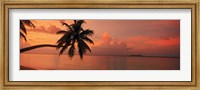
[20, 20, 94, 59]
[20, 20, 35, 41]
[56, 20, 94, 58]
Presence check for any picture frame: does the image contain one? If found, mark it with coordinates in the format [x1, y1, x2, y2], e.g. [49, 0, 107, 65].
[0, 0, 199, 90]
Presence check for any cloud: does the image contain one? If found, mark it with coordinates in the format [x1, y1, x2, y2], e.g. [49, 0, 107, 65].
[101, 32, 112, 46]
[88, 32, 180, 57]
[127, 36, 180, 47]
[84, 20, 180, 39]
[147, 37, 179, 46]
[28, 25, 61, 34]
[91, 32, 131, 55]
[58, 20, 65, 22]
[46, 25, 60, 34]
[125, 36, 180, 56]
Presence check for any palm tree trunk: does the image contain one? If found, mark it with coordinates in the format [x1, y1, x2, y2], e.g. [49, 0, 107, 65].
[20, 44, 59, 53]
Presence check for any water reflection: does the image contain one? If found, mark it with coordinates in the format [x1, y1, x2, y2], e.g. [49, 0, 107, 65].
[20, 54, 180, 70]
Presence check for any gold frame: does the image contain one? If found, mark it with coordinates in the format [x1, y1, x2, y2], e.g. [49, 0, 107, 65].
[0, 0, 199, 90]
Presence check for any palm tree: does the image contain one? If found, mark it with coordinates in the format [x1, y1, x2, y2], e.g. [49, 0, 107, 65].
[56, 20, 94, 59]
[20, 20, 35, 41]
[20, 20, 94, 59]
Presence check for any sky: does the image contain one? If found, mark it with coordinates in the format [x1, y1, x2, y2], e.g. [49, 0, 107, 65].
[20, 20, 180, 57]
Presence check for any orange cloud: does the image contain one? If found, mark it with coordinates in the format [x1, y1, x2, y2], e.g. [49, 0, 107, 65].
[125, 36, 180, 56]
[127, 36, 180, 47]
[101, 32, 112, 45]
[23, 31, 62, 46]
[147, 37, 180, 46]
[90, 32, 130, 55]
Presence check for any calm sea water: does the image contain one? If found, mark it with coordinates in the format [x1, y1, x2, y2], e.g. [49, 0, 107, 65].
[20, 54, 180, 70]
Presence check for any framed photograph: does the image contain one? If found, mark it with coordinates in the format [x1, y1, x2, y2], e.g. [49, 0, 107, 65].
[1, 0, 199, 90]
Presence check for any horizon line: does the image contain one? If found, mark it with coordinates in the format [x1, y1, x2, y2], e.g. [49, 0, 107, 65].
[21, 53, 180, 58]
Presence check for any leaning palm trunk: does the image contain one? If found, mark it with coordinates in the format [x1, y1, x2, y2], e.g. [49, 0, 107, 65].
[20, 44, 59, 53]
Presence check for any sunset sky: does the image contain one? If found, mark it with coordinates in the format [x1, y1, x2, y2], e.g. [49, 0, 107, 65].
[20, 20, 180, 57]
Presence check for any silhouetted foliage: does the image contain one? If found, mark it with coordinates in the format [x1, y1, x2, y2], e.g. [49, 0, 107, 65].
[56, 20, 94, 59]
[20, 20, 35, 41]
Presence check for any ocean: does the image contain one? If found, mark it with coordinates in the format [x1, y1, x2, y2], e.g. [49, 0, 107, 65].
[20, 54, 180, 70]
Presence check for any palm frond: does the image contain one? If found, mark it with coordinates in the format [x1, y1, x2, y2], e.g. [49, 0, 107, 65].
[59, 43, 69, 55]
[78, 39, 92, 59]
[81, 40, 92, 53]
[20, 20, 35, 42]
[77, 20, 85, 27]
[79, 39, 92, 53]
[61, 22, 73, 31]
[74, 20, 77, 24]
[56, 30, 68, 34]
[78, 41, 84, 59]
[21, 20, 35, 27]
[57, 32, 73, 43]
[80, 29, 94, 36]
[20, 21, 27, 34]
[68, 44, 75, 58]
[56, 33, 72, 49]
[20, 32, 27, 41]
[82, 36, 94, 44]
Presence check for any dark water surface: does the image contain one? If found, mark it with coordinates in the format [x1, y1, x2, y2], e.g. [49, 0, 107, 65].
[20, 54, 180, 70]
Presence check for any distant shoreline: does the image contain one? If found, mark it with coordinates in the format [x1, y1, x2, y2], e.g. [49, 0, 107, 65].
[128, 55, 180, 58]
[20, 53, 180, 58]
